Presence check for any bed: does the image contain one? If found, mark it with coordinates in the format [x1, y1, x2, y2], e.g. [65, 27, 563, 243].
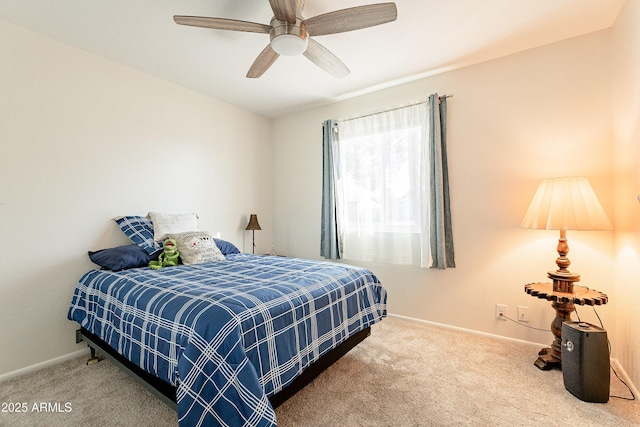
[67, 219, 387, 427]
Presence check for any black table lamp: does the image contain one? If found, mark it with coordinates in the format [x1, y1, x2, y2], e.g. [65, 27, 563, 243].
[245, 214, 262, 254]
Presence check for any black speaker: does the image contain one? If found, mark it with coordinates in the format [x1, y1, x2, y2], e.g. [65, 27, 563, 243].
[561, 321, 610, 403]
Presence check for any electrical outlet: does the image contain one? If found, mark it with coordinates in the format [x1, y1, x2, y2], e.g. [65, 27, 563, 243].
[495, 304, 507, 320]
[517, 306, 529, 322]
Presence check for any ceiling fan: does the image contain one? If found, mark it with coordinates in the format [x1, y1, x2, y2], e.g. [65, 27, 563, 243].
[173, 0, 397, 78]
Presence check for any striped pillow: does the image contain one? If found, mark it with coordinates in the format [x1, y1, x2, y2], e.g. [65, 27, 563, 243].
[114, 216, 157, 255]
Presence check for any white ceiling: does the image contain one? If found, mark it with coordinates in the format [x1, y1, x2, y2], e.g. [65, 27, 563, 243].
[0, 0, 625, 118]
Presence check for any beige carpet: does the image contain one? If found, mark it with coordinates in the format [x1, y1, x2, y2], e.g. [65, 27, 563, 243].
[1, 316, 637, 426]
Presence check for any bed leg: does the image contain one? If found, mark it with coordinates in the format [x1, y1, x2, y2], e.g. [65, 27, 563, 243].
[76, 329, 103, 365]
[86, 346, 102, 365]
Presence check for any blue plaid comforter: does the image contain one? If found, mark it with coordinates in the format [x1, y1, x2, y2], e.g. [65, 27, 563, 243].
[67, 254, 387, 426]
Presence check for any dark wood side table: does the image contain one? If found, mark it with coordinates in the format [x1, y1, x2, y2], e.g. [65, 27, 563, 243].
[524, 282, 608, 370]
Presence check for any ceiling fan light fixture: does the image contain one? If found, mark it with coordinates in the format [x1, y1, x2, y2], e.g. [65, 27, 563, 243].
[270, 17, 309, 56]
[271, 34, 308, 56]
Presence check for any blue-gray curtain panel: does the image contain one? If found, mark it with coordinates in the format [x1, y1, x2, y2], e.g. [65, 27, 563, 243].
[320, 119, 342, 260]
[429, 94, 455, 268]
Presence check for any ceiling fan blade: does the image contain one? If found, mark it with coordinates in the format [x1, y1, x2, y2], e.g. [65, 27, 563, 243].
[303, 38, 350, 78]
[247, 45, 280, 78]
[174, 16, 271, 33]
[269, 0, 297, 24]
[305, 3, 397, 36]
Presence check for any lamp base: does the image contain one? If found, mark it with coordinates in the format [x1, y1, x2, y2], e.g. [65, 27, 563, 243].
[534, 229, 582, 370]
[252, 230, 256, 254]
[548, 229, 580, 300]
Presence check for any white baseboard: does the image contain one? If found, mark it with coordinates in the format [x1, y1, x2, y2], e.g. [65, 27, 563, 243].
[387, 312, 548, 348]
[0, 348, 90, 383]
[610, 358, 640, 400]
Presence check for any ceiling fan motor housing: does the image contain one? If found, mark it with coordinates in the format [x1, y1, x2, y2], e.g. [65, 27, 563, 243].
[270, 16, 309, 56]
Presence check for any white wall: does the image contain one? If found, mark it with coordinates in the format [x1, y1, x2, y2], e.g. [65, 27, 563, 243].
[611, 0, 640, 390]
[273, 30, 618, 362]
[0, 20, 272, 376]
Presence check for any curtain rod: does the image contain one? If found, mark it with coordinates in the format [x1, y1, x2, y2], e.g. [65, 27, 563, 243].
[337, 94, 453, 123]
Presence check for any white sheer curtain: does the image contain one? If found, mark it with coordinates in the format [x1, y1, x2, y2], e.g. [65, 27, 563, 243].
[335, 102, 430, 266]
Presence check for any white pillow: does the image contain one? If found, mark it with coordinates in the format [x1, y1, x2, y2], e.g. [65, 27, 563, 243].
[148, 212, 199, 245]
[168, 231, 226, 265]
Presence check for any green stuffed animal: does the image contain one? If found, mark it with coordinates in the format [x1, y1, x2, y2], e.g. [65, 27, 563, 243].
[149, 239, 179, 270]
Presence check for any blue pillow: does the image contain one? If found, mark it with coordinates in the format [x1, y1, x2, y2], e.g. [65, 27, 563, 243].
[115, 216, 157, 255]
[214, 238, 240, 255]
[88, 244, 150, 271]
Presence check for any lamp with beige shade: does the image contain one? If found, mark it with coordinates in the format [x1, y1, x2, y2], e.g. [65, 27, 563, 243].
[521, 177, 612, 370]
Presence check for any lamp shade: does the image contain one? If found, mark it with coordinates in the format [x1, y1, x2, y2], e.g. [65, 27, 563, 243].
[245, 214, 262, 231]
[520, 177, 612, 231]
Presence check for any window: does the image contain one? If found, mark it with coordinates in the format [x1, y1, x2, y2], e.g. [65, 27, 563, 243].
[336, 103, 428, 265]
[341, 126, 422, 234]
[322, 94, 454, 269]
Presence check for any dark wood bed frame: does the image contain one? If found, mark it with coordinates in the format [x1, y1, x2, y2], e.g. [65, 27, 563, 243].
[76, 326, 371, 411]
